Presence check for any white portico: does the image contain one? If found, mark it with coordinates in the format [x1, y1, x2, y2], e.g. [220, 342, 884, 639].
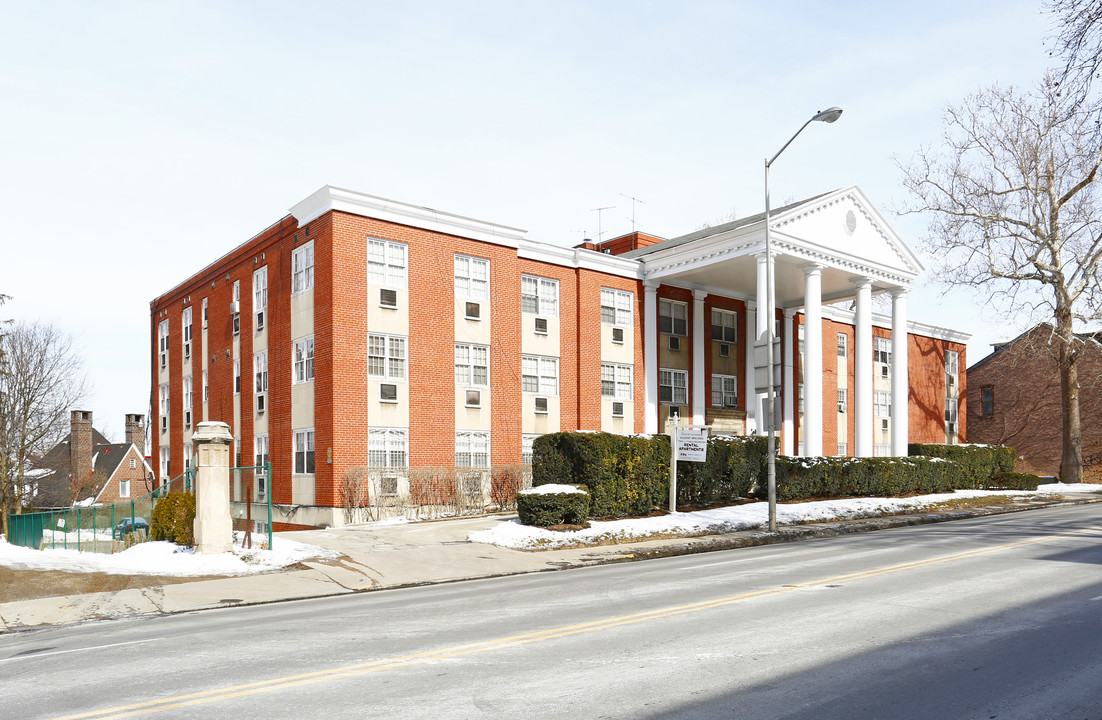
[626, 185, 924, 457]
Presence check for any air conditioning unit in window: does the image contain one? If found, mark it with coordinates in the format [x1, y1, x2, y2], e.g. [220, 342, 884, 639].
[612, 327, 624, 344]
[160, 417, 167, 433]
[669, 406, 682, 420]
[881, 418, 889, 431]
[534, 317, 548, 335]
[465, 301, 481, 320]
[534, 396, 548, 414]
[465, 389, 481, 408]
[612, 401, 625, 418]
[668, 336, 681, 351]
[947, 421, 957, 434]
[256, 311, 264, 331]
[256, 392, 266, 414]
[719, 343, 730, 358]
[184, 411, 191, 428]
[380, 288, 397, 308]
[947, 375, 956, 386]
[231, 300, 240, 315]
[838, 402, 846, 413]
[881, 365, 890, 378]
[161, 356, 166, 369]
[380, 383, 398, 403]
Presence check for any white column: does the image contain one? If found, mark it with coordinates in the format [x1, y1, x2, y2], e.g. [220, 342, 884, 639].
[891, 288, 910, 456]
[644, 281, 659, 434]
[692, 289, 707, 425]
[803, 264, 823, 456]
[782, 309, 795, 456]
[754, 254, 769, 436]
[191, 421, 234, 555]
[853, 277, 874, 457]
[745, 300, 758, 434]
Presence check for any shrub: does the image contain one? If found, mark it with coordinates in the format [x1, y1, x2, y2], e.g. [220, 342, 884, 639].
[677, 435, 766, 505]
[987, 471, 1042, 491]
[909, 444, 1015, 488]
[517, 486, 591, 527]
[773, 455, 964, 501]
[151, 492, 196, 546]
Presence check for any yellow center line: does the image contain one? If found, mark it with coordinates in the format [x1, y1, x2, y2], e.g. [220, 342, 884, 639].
[53, 525, 1102, 720]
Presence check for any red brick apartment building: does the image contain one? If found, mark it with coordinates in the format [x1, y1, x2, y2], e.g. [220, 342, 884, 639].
[151, 185, 967, 528]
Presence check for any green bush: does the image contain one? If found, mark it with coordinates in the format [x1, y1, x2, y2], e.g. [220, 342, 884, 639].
[986, 471, 1042, 490]
[677, 435, 766, 505]
[151, 492, 196, 546]
[532, 432, 668, 517]
[772, 455, 964, 501]
[908, 444, 1015, 488]
[517, 486, 591, 527]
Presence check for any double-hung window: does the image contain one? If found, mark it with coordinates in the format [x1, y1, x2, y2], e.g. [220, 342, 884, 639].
[368, 334, 406, 380]
[201, 298, 208, 329]
[659, 369, 688, 404]
[293, 336, 315, 384]
[254, 267, 267, 330]
[367, 238, 408, 287]
[600, 288, 632, 325]
[521, 275, 559, 316]
[711, 309, 737, 343]
[838, 388, 847, 413]
[255, 434, 269, 500]
[368, 429, 408, 471]
[232, 281, 241, 336]
[255, 351, 268, 393]
[711, 374, 738, 408]
[981, 386, 994, 416]
[455, 431, 490, 468]
[454, 255, 489, 300]
[874, 337, 891, 365]
[601, 363, 633, 399]
[946, 349, 959, 389]
[292, 241, 315, 293]
[182, 308, 192, 360]
[158, 320, 170, 368]
[183, 376, 192, 422]
[202, 370, 208, 403]
[659, 299, 688, 336]
[294, 429, 315, 474]
[875, 391, 892, 418]
[234, 359, 241, 394]
[837, 333, 847, 357]
[945, 398, 959, 426]
[160, 447, 170, 482]
[521, 356, 558, 395]
[159, 383, 169, 429]
[455, 344, 489, 386]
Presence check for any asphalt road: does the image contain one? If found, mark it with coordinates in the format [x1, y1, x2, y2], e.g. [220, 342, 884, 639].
[3, 504, 1102, 720]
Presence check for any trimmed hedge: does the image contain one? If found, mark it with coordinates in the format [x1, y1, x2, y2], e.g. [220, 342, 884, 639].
[151, 492, 196, 546]
[908, 444, 1015, 489]
[517, 487, 591, 527]
[773, 455, 964, 501]
[986, 471, 1042, 491]
[532, 432, 669, 517]
[676, 435, 766, 506]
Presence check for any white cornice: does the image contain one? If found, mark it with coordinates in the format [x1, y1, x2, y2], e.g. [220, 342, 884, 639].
[821, 305, 970, 343]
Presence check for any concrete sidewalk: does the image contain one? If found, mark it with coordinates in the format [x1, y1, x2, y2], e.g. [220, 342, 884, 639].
[3, 490, 1100, 633]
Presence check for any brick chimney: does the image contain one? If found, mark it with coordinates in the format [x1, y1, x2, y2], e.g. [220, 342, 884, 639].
[70, 410, 93, 484]
[125, 413, 145, 455]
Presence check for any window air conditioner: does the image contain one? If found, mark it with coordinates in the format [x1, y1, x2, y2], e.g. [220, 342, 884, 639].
[668, 335, 681, 352]
[160, 417, 167, 433]
[719, 343, 730, 358]
[465, 301, 481, 320]
[612, 327, 625, 344]
[838, 402, 846, 413]
[881, 365, 889, 378]
[256, 392, 266, 414]
[380, 383, 398, 403]
[231, 300, 240, 315]
[161, 355, 166, 369]
[947, 421, 957, 434]
[881, 418, 889, 431]
[465, 389, 481, 408]
[534, 317, 548, 335]
[380, 288, 397, 308]
[256, 311, 264, 331]
[184, 346, 190, 360]
[612, 401, 624, 418]
[184, 411, 191, 428]
[947, 375, 956, 386]
[534, 396, 548, 414]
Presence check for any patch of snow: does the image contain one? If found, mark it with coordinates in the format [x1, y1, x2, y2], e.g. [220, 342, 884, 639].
[522, 484, 587, 495]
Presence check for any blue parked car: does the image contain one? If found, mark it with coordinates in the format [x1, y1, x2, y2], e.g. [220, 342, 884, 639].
[112, 517, 150, 539]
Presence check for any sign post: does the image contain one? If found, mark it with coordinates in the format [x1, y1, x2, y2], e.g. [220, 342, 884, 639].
[667, 416, 710, 513]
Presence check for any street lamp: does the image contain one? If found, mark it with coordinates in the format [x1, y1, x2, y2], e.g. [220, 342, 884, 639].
[764, 107, 842, 532]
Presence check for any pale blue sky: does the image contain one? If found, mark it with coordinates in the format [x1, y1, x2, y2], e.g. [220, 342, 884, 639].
[1, 0, 1054, 441]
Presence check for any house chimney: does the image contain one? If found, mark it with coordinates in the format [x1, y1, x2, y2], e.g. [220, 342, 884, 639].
[125, 413, 145, 455]
[70, 409, 93, 484]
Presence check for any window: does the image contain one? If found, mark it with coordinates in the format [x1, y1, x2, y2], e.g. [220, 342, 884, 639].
[946, 349, 959, 376]
[254, 267, 267, 330]
[711, 309, 737, 343]
[456, 431, 490, 468]
[874, 337, 891, 364]
[158, 320, 169, 368]
[837, 333, 847, 357]
[234, 359, 241, 394]
[875, 390, 892, 418]
[659, 299, 688, 336]
[522, 355, 558, 395]
[233, 280, 241, 336]
[945, 397, 959, 425]
[255, 351, 268, 393]
[522, 275, 559, 316]
[601, 288, 632, 325]
[798, 383, 804, 414]
[183, 376, 193, 424]
[659, 369, 688, 404]
[368, 334, 406, 380]
[294, 429, 315, 474]
[255, 435, 269, 472]
[601, 363, 633, 399]
[184, 443, 193, 472]
[369, 428, 408, 470]
[522, 434, 538, 466]
[874, 444, 891, 457]
[119, 479, 130, 498]
[837, 442, 847, 457]
[367, 238, 408, 287]
[202, 298, 208, 329]
[159, 384, 169, 429]
[292, 241, 315, 293]
[293, 336, 315, 384]
[711, 374, 738, 408]
[160, 447, 170, 481]
[981, 386, 994, 416]
[129, 458, 137, 469]
[838, 388, 847, 413]
[202, 370, 208, 403]
[455, 344, 489, 386]
[182, 308, 192, 360]
[454, 254, 489, 300]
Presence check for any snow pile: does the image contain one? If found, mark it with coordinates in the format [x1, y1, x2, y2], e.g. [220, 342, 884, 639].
[0, 531, 338, 576]
[520, 484, 587, 495]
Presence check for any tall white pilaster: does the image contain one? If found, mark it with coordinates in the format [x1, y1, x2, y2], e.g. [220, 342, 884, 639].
[891, 288, 910, 456]
[644, 281, 660, 434]
[692, 289, 707, 425]
[854, 277, 874, 457]
[782, 309, 795, 456]
[753, 254, 769, 436]
[803, 264, 824, 456]
[745, 300, 758, 434]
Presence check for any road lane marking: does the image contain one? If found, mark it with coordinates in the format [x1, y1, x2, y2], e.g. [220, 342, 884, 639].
[53, 525, 1102, 719]
[0, 638, 164, 663]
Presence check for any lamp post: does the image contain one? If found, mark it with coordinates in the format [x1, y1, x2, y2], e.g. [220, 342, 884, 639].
[764, 106, 842, 532]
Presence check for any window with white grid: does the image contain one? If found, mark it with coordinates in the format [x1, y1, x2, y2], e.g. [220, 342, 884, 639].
[454, 254, 489, 300]
[183, 376, 192, 416]
[874, 337, 891, 364]
[182, 308, 192, 359]
[522, 275, 559, 316]
[158, 320, 169, 368]
[711, 374, 738, 408]
[601, 363, 633, 399]
[837, 333, 847, 357]
[293, 336, 315, 384]
[294, 429, 315, 474]
[455, 344, 489, 386]
[367, 238, 407, 287]
[659, 369, 688, 404]
[659, 299, 688, 336]
[711, 309, 737, 342]
[292, 241, 314, 293]
[600, 288, 632, 325]
[255, 351, 268, 393]
[368, 334, 406, 380]
[456, 431, 490, 468]
[521, 355, 558, 395]
[838, 388, 847, 413]
[159, 383, 168, 426]
[946, 349, 959, 376]
[875, 391, 892, 418]
[522, 434, 539, 466]
[254, 267, 267, 313]
[368, 429, 408, 470]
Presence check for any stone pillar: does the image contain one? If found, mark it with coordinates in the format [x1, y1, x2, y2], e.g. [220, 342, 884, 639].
[891, 288, 910, 456]
[192, 421, 234, 554]
[803, 264, 824, 456]
[692, 289, 707, 425]
[745, 300, 758, 434]
[853, 278, 874, 457]
[644, 281, 659, 434]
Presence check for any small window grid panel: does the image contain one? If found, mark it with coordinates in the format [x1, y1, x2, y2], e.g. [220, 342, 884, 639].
[292, 242, 315, 293]
[874, 337, 891, 364]
[521, 275, 559, 317]
[521, 356, 559, 395]
[158, 320, 170, 368]
[455, 254, 489, 301]
[659, 369, 688, 404]
[293, 337, 315, 384]
[455, 344, 489, 386]
[182, 308, 192, 360]
[837, 442, 847, 457]
[601, 363, 632, 399]
[838, 388, 847, 413]
[368, 334, 406, 380]
[159, 383, 169, 426]
[234, 359, 241, 394]
[522, 434, 538, 466]
[201, 298, 208, 329]
[837, 333, 847, 357]
[711, 309, 737, 343]
[368, 239, 408, 287]
[368, 429, 409, 470]
[255, 352, 269, 393]
[981, 387, 995, 416]
[294, 429, 316, 474]
[711, 375, 738, 408]
[203, 370, 208, 403]
[600, 288, 632, 326]
[254, 266, 267, 311]
[875, 391, 892, 418]
[456, 431, 490, 468]
[659, 299, 688, 336]
[183, 377, 193, 426]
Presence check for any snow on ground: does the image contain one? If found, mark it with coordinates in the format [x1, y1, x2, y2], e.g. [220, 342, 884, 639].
[469, 483, 1102, 550]
[0, 531, 339, 577]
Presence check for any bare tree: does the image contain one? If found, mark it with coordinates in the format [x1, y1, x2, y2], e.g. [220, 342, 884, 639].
[900, 79, 1102, 482]
[0, 321, 89, 532]
[1047, 0, 1102, 101]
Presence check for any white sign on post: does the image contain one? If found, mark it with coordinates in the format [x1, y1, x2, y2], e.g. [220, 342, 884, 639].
[676, 428, 709, 462]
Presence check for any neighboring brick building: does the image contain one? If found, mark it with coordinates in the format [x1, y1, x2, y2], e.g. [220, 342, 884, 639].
[967, 324, 1102, 481]
[26, 411, 155, 509]
[150, 184, 969, 528]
